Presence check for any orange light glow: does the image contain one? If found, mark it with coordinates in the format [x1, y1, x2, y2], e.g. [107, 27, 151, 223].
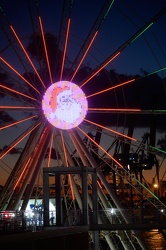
[0, 84, 37, 101]
[0, 115, 38, 131]
[88, 108, 141, 113]
[71, 31, 98, 81]
[87, 78, 136, 99]
[60, 18, 71, 81]
[97, 180, 102, 189]
[80, 52, 120, 88]
[84, 118, 137, 141]
[13, 157, 31, 190]
[10, 25, 46, 89]
[0, 122, 41, 160]
[39, 16, 53, 83]
[0, 105, 36, 110]
[0, 56, 40, 94]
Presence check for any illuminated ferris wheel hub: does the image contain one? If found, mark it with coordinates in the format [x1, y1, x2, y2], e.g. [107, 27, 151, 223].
[42, 80, 88, 129]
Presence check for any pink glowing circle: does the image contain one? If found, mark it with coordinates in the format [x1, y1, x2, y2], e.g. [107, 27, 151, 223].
[42, 81, 88, 130]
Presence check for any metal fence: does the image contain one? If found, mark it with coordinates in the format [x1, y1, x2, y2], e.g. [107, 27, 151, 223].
[0, 208, 166, 233]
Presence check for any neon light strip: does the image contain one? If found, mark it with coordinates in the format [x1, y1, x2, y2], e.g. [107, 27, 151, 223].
[13, 157, 31, 190]
[84, 118, 137, 141]
[131, 23, 153, 44]
[88, 108, 166, 115]
[79, 9, 166, 90]
[0, 122, 41, 160]
[87, 67, 166, 100]
[71, 31, 98, 81]
[60, 18, 71, 81]
[39, 16, 53, 83]
[80, 52, 120, 88]
[0, 115, 38, 131]
[0, 57, 40, 94]
[140, 67, 166, 78]
[10, 25, 46, 89]
[88, 108, 141, 112]
[78, 126, 124, 168]
[0, 106, 36, 110]
[0, 84, 37, 101]
[60, 131, 75, 200]
[149, 146, 166, 155]
[103, 0, 114, 20]
[87, 79, 135, 99]
[71, 0, 114, 82]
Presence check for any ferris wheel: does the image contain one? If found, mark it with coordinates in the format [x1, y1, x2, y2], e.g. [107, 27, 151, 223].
[0, 1, 166, 249]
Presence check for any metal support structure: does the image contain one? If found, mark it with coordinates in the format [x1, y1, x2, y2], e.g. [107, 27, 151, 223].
[92, 168, 99, 250]
[56, 173, 62, 226]
[73, 130, 149, 250]
[43, 166, 98, 228]
[82, 167, 88, 225]
[43, 170, 50, 227]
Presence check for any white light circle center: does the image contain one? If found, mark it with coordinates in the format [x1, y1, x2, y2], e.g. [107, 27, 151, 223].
[42, 81, 88, 130]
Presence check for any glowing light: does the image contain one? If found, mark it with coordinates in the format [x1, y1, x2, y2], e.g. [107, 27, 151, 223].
[0, 115, 37, 131]
[0, 56, 40, 94]
[60, 18, 70, 80]
[42, 81, 88, 130]
[87, 79, 135, 99]
[0, 84, 37, 101]
[71, 31, 98, 81]
[154, 183, 158, 188]
[78, 126, 124, 169]
[88, 108, 141, 113]
[0, 122, 41, 159]
[10, 25, 46, 89]
[14, 157, 31, 190]
[80, 52, 120, 88]
[84, 118, 137, 141]
[0, 106, 36, 110]
[39, 16, 52, 83]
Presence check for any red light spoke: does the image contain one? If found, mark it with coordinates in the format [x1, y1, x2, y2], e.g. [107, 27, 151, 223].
[84, 118, 137, 141]
[0, 122, 41, 160]
[10, 25, 46, 89]
[0, 115, 38, 131]
[0, 84, 37, 101]
[39, 16, 53, 83]
[13, 158, 31, 190]
[87, 78, 135, 99]
[0, 106, 36, 110]
[79, 9, 166, 89]
[88, 108, 141, 113]
[0, 57, 40, 94]
[80, 52, 120, 88]
[77, 126, 124, 168]
[71, 31, 98, 82]
[60, 18, 71, 81]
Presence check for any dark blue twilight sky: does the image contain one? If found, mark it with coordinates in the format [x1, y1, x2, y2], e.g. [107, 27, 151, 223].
[1, 0, 166, 76]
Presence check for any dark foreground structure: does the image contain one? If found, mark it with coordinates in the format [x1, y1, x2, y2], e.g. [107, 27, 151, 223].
[0, 226, 89, 250]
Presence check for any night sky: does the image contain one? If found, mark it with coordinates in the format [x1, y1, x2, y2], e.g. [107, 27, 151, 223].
[1, 0, 166, 75]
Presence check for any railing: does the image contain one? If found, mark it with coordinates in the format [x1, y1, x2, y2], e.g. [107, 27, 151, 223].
[0, 208, 166, 233]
